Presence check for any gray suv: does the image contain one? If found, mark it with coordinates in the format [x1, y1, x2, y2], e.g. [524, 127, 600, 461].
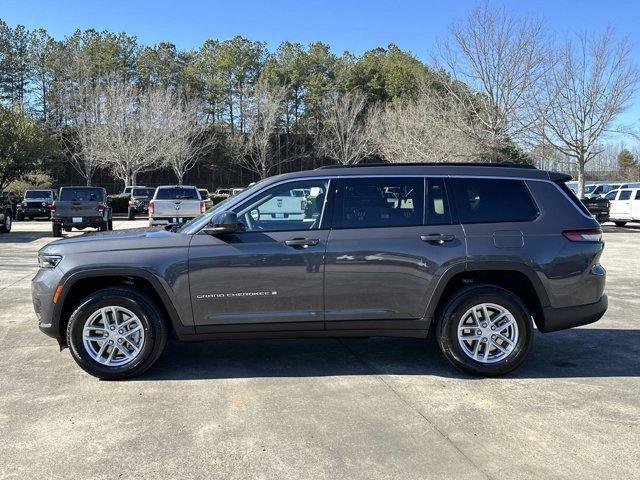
[32, 164, 608, 379]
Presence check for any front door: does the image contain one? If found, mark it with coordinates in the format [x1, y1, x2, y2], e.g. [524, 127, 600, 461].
[189, 179, 331, 332]
[324, 176, 465, 330]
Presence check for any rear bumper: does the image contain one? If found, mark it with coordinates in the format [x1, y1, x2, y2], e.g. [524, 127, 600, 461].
[53, 216, 104, 228]
[149, 216, 196, 225]
[539, 294, 608, 333]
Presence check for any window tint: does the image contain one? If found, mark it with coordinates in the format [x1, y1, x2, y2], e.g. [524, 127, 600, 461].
[132, 188, 154, 197]
[619, 190, 632, 201]
[155, 187, 199, 200]
[604, 191, 618, 200]
[426, 178, 451, 225]
[336, 177, 424, 229]
[25, 190, 51, 199]
[235, 179, 329, 232]
[635, 191, 640, 200]
[448, 178, 538, 223]
[60, 188, 104, 202]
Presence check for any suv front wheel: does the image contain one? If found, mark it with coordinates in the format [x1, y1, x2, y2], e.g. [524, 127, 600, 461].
[436, 285, 533, 376]
[66, 287, 167, 379]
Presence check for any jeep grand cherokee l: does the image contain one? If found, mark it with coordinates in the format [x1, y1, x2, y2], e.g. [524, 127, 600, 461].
[32, 163, 607, 379]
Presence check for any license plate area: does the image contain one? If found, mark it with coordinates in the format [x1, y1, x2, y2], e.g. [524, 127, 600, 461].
[72, 217, 82, 223]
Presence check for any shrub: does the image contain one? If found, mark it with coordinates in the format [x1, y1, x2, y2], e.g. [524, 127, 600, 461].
[109, 194, 131, 213]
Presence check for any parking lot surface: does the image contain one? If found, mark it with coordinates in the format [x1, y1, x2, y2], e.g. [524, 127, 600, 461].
[1, 219, 639, 480]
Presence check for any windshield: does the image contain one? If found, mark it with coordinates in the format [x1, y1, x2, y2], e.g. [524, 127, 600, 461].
[60, 188, 103, 202]
[155, 187, 199, 200]
[25, 190, 51, 199]
[132, 188, 155, 197]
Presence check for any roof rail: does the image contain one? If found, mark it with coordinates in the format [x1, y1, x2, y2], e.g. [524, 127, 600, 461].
[316, 162, 538, 170]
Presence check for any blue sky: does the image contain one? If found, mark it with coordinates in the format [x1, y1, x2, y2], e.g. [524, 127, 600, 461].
[2, 0, 640, 130]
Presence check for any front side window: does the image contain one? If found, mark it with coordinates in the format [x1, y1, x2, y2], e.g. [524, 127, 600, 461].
[635, 190, 640, 200]
[604, 191, 618, 200]
[619, 190, 632, 201]
[448, 178, 538, 224]
[335, 177, 424, 229]
[234, 179, 329, 232]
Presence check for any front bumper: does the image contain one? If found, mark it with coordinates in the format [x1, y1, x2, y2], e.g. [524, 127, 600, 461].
[32, 267, 65, 341]
[539, 294, 608, 333]
[20, 207, 50, 216]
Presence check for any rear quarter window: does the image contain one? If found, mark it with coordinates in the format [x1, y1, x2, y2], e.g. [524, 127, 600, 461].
[448, 178, 538, 223]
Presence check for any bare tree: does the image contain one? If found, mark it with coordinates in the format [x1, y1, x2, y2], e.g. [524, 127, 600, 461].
[371, 85, 479, 163]
[539, 28, 639, 197]
[319, 90, 376, 165]
[162, 96, 216, 184]
[436, 4, 547, 159]
[92, 83, 175, 186]
[230, 81, 285, 179]
[58, 60, 102, 185]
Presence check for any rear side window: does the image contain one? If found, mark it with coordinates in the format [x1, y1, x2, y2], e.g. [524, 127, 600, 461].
[155, 187, 199, 200]
[335, 177, 424, 228]
[426, 178, 452, 225]
[635, 191, 640, 200]
[448, 178, 538, 223]
[618, 190, 632, 200]
[60, 188, 103, 202]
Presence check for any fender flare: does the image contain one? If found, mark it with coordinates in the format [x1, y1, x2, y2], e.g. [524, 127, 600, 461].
[54, 266, 194, 338]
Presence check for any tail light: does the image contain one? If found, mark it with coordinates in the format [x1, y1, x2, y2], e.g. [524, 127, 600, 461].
[200, 201, 206, 213]
[49, 203, 56, 213]
[563, 229, 602, 242]
[96, 202, 106, 213]
[148, 201, 155, 214]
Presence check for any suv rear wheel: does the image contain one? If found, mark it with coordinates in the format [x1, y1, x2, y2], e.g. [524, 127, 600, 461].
[52, 223, 62, 237]
[66, 287, 167, 379]
[436, 285, 533, 376]
[614, 221, 627, 227]
[0, 212, 11, 232]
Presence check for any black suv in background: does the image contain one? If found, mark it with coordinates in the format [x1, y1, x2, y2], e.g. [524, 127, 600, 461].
[0, 191, 13, 232]
[127, 187, 155, 220]
[17, 189, 57, 220]
[32, 164, 607, 379]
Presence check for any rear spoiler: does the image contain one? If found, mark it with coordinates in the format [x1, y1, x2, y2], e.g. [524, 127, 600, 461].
[547, 171, 572, 183]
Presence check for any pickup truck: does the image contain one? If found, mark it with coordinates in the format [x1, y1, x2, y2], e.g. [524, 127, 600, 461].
[51, 186, 113, 237]
[148, 185, 205, 226]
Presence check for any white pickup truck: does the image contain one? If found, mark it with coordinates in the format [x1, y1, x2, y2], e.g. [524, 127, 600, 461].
[606, 187, 640, 227]
[148, 185, 205, 226]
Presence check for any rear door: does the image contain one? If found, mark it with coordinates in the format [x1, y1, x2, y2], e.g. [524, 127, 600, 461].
[324, 176, 465, 330]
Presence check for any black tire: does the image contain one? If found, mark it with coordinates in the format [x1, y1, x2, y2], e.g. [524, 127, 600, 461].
[614, 221, 627, 227]
[52, 223, 62, 237]
[108, 218, 113, 230]
[99, 220, 108, 231]
[16, 211, 24, 221]
[26, 215, 32, 220]
[66, 287, 168, 380]
[128, 208, 136, 220]
[0, 211, 12, 232]
[436, 284, 534, 377]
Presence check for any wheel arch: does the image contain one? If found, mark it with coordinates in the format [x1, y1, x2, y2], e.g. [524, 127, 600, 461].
[426, 261, 550, 332]
[54, 267, 193, 345]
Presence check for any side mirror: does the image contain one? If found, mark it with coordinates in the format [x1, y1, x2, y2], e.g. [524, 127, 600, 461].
[202, 211, 238, 235]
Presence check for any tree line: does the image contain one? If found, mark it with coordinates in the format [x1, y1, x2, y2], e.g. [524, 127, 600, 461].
[1, 4, 639, 197]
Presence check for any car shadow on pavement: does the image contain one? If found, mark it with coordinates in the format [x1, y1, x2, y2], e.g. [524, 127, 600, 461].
[0, 230, 53, 243]
[137, 327, 640, 381]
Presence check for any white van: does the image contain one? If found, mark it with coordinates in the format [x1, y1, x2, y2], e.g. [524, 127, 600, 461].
[605, 187, 640, 227]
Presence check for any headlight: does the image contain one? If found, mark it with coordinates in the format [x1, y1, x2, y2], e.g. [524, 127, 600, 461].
[38, 253, 63, 268]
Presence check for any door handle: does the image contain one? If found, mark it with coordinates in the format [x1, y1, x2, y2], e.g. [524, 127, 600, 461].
[420, 233, 455, 244]
[285, 238, 320, 248]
